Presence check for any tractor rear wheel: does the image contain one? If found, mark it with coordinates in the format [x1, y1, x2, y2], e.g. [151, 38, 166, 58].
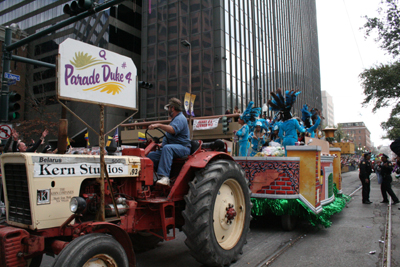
[52, 233, 129, 267]
[183, 159, 251, 266]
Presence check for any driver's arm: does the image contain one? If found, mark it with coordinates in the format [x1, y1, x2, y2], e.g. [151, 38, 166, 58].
[148, 123, 175, 135]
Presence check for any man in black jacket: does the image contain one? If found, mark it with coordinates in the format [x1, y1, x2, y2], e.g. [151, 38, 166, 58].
[12, 129, 48, 152]
[377, 154, 399, 204]
[359, 152, 372, 204]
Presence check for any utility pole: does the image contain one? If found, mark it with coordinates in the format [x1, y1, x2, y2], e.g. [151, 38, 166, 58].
[0, 28, 12, 122]
[0, 0, 125, 123]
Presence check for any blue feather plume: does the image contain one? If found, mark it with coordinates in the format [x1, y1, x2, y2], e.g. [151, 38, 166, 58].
[285, 90, 301, 109]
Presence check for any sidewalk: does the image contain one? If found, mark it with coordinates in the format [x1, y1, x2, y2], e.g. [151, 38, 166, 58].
[271, 171, 400, 267]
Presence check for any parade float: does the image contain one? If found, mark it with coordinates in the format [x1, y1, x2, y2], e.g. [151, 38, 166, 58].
[232, 92, 349, 230]
[121, 91, 350, 230]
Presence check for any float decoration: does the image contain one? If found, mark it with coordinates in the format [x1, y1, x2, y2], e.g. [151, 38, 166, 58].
[251, 185, 350, 228]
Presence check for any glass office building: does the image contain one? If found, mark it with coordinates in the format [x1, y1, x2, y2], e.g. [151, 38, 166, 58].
[141, 0, 321, 119]
[0, 0, 142, 135]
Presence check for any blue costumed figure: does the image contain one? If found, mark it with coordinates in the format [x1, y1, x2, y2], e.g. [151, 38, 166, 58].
[279, 117, 305, 150]
[301, 104, 313, 128]
[270, 123, 281, 143]
[234, 101, 262, 157]
[235, 116, 250, 156]
[257, 118, 270, 134]
[301, 105, 322, 138]
[268, 89, 305, 154]
[309, 108, 321, 138]
[249, 120, 267, 156]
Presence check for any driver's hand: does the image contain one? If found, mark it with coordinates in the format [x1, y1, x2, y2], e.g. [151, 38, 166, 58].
[148, 124, 158, 130]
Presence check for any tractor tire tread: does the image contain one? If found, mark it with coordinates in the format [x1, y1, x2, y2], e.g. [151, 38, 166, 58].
[183, 159, 251, 267]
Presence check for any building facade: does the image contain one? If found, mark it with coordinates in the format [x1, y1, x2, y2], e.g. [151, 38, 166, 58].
[140, 0, 321, 120]
[321, 90, 334, 127]
[1, 0, 322, 144]
[338, 122, 371, 151]
[0, 0, 142, 143]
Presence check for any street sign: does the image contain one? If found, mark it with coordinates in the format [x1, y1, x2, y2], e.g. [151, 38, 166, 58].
[0, 124, 12, 140]
[7, 80, 16, 86]
[4, 72, 20, 81]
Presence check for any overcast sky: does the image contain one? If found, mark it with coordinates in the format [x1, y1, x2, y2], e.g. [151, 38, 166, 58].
[316, 0, 394, 148]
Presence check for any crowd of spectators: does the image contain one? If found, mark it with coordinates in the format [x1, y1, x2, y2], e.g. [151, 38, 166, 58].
[0, 129, 113, 156]
[341, 154, 361, 168]
[0, 128, 50, 154]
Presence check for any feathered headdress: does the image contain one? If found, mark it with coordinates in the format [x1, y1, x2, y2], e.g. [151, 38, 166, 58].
[267, 89, 301, 121]
[285, 90, 301, 109]
[301, 104, 312, 128]
[267, 89, 285, 112]
[240, 101, 262, 130]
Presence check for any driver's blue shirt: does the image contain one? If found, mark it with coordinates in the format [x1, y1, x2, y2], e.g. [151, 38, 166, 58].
[162, 112, 191, 148]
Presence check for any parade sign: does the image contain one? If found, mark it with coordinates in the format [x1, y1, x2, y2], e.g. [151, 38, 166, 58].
[57, 38, 137, 109]
[193, 118, 220, 130]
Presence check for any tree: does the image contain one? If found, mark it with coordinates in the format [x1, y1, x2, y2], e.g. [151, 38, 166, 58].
[334, 124, 345, 142]
[363, 0, 400, 57]
[360, 0, 400, 139]
[14, 96, 58, 143]
[381, 116, 400, 140]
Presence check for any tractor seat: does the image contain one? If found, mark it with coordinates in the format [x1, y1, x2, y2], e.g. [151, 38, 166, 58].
[189, 140, 201, 155]
[174, 140, 201, 162]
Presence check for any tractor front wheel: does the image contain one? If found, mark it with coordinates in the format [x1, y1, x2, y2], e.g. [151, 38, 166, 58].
[51, 233, 129, 267]
[183, 159, 251, 266]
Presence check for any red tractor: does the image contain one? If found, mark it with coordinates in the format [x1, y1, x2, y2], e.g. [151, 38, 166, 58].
[0, 131, 251, 267]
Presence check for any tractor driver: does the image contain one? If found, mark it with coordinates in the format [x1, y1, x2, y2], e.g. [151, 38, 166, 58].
[147, 97, 191, 186]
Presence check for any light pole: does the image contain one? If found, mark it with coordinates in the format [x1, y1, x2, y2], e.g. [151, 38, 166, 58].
[181, 39, 192, 138]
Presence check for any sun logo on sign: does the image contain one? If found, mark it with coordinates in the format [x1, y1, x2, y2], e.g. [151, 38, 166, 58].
[70, 52, 112, 70]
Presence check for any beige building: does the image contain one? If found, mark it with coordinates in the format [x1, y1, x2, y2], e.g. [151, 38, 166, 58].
[338, 122, 371, 151]
[321, 90, 334, 127]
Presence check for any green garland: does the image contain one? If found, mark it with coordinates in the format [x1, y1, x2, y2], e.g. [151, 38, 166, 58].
[251, 184, 351, 228]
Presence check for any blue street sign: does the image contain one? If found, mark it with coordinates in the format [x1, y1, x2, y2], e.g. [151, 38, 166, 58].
[4, 72, 20, 81]
[7, 80, 16, 86]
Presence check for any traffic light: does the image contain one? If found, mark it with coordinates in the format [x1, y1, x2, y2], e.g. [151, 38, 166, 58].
[63, 0, 94, 16]
[138, 81, 153, 89]
[222, 116, 229, 134]
[8, 91, 21, 121]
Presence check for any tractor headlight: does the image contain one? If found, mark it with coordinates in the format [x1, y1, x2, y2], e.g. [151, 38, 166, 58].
[70, 197, 86, 214]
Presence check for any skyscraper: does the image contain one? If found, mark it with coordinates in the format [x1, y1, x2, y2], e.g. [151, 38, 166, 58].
[140, 0, 321, 120]
[321, 90, 335, 127]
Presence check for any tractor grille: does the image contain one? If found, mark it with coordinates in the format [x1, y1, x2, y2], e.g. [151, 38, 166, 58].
[4, 163, 32, 225]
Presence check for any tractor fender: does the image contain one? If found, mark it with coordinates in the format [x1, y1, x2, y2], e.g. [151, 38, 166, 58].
[185, 151, 234, 169]
[77, 222, 136, 267]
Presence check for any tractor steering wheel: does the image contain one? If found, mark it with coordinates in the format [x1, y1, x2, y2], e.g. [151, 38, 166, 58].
[145, 128, 167, 144]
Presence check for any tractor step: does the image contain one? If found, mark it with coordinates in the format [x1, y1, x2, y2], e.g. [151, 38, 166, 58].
[136, 197, 170, 203]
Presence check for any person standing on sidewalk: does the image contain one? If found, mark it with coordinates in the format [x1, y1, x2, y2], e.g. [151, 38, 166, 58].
[359, 152, 373, 204]
[377, 154, 399, 204]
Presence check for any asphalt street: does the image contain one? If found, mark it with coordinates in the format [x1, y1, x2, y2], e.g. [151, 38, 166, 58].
[40, 170, 400, 266]
[269, 171, 400, 267]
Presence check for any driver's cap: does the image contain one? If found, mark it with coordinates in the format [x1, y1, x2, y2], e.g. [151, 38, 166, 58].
[164, 97, 182, 111]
